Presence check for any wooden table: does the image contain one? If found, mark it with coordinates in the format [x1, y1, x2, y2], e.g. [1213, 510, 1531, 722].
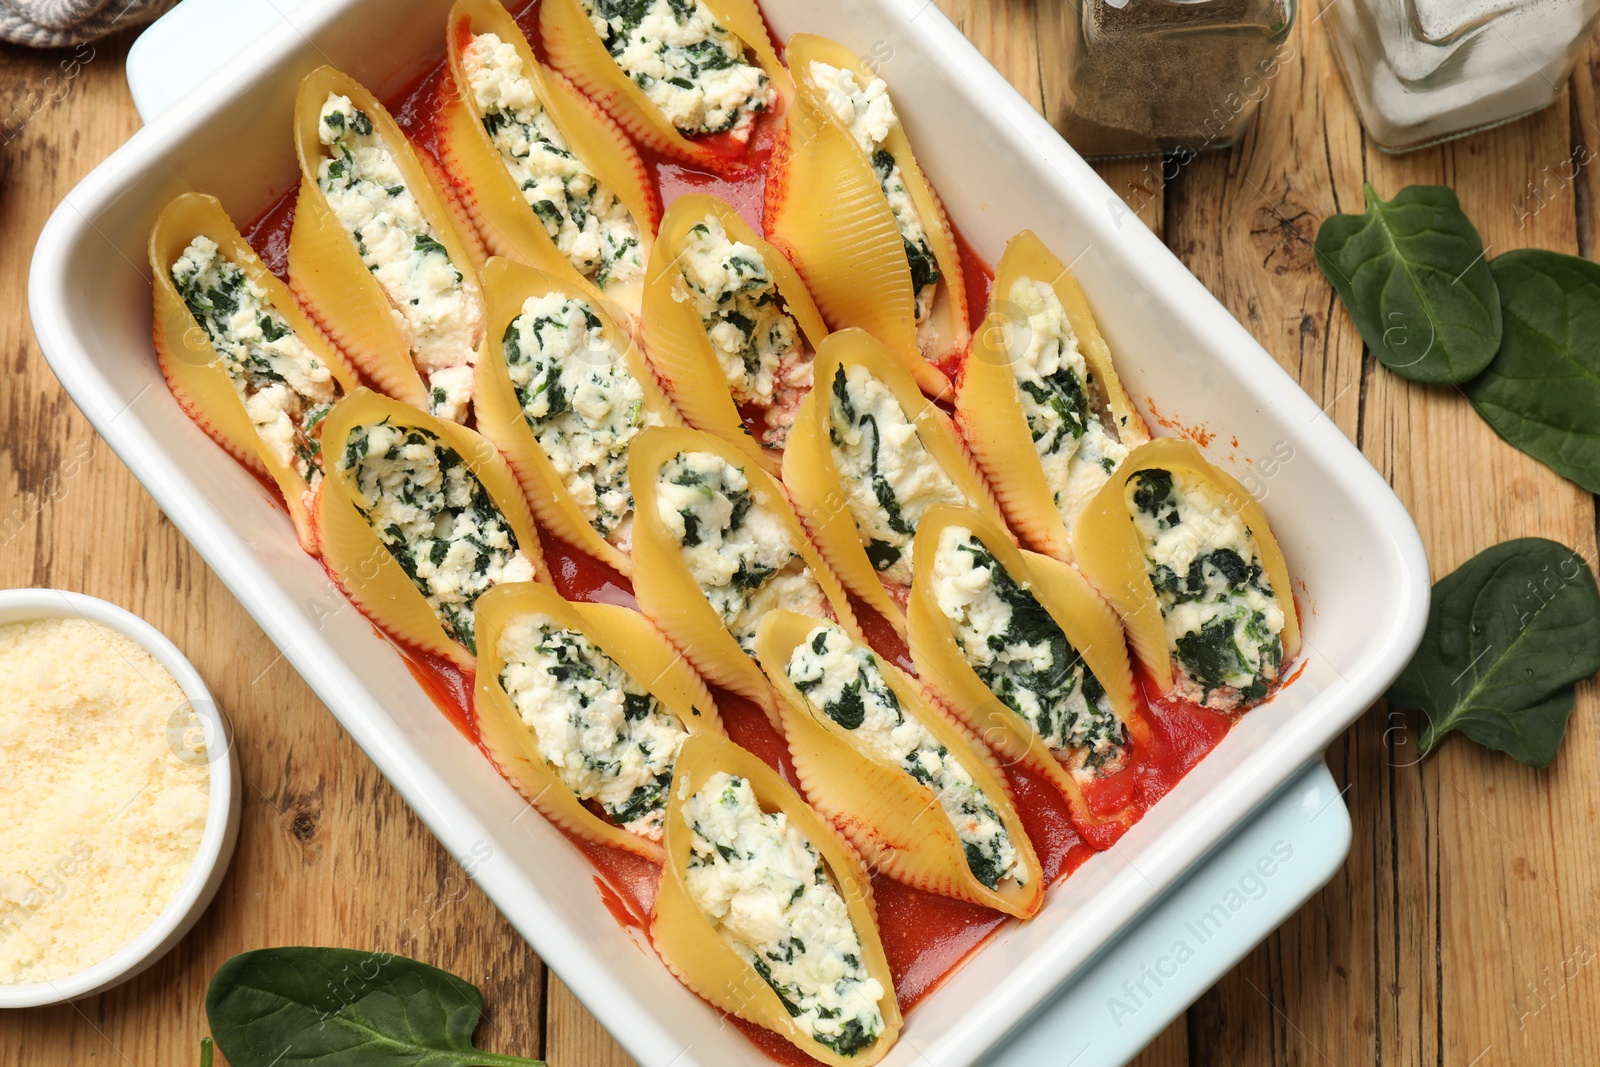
[3, 3, 1598, 1064]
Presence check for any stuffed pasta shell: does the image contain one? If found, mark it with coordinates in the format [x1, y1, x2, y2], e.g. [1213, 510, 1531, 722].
[539, 0, 786, 174]
[960, 231, 1148, 560]
[441, 0, 658, 317]
[474, 582, 719, 863]
[289, 66, 487, 423]
[654, 734, 901, 1065]
[643, 194, 828, 467]
[756, 611, 1043, 917]
[317, 388, 548, 669]
[474, 257, 679, 575]
[765, 34, 967, 392]
[150, 192, 360, 553]
[1073, 438, 1298, 711]
[909, 504, 1149, 827]
[785, 328, 1003, 637]
[629, 426, 859, 718]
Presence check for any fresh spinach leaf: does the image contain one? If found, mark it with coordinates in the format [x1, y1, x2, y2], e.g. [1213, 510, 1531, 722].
[1315, 184, 1501, 385]
[1386, 538, 1600, 767]
[1464, 249, 1600, 493]
[207, 947, 544, 1066]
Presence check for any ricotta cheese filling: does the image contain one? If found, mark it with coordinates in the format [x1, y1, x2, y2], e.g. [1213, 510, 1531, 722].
[496, 612, 687, 839]
[1005, 277, 1130, 530]
[809, 61, 940, 325]
[503, 293, 662, 547]
[171, 236, 337, 486]
[828, 364, 965, 591]
[654, 451, 828, 653]
[676, 214, 811, 448]
[1127, 467, 1285, 710]
[462, 33, 643, 291]
[682, 771, 885, 1056]
[340, 419, 537, 653]
[931, 526, 1128, 778]
[581, 0, 774, 140]
[786, 622, 1023, 890]
[316, 93, 483, 422]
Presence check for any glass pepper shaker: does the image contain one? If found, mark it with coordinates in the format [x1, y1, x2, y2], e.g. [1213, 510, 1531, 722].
[1041, 0, 1298, 159]
[1324, 0, 1600, 152]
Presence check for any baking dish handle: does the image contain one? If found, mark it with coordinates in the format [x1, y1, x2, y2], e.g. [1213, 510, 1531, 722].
[989, 757, 1350, 1066]
[126, 0, 309, 124]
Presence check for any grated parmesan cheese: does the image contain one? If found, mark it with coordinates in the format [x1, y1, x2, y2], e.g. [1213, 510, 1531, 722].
[0, 617, 210, 985]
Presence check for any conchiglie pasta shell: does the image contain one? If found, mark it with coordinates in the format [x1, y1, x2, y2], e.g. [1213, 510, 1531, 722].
[538, 0, 788, 176]
[783, 328, 1003, 639]
[1071, 437, 1300, 696]
[960, 230, 1148, 561]
[414, 139, 491, 277]
[908, 503, 1142, 828]
[754, 610, 1043, 917]
[473, 581, 720, 863]
[440, 0, 658, 319]
[315, 388, 549, 670]
[628, 425, 861, 720]
[653, 733, 901, 1066]
[150, 192, 360, 554]
[475, 257, 680, 576]
[765, 34, 965, 390]
[288, 65, 485, 413]
[642, 194, 827, 476]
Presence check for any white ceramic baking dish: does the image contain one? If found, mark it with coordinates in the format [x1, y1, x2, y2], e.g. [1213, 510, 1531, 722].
[29, 0, 1429, 1062]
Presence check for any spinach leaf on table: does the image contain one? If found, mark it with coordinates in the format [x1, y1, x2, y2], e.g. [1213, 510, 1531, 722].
[207, 947, 544, 1067]
[1464, 249, 1600, 493]
[1315, 184, 1501, 385]
[1387, 538, 1600, 768]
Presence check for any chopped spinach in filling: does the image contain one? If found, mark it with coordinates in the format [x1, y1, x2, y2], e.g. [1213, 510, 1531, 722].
[683, 771, 885, 1056]
[809, 60, 940, 325]
[462, 33, 643, 290]
[1004, 277, 1129, 529]
[676, 214, 811, 448]
[828, 364, 964, 589]
[580, 0, 773, 139]
[502, 293, 660, 545]
[1127, 467, 1285, 710]
[931, 526, 1128, 777]
[496, 612, 687, 838]
[787, 622, 1023, 889]
[654, 450, 828, 653]
[340, 419, 536, 652]
[170, 236, 337, 486]
[316, 93, 481, 422]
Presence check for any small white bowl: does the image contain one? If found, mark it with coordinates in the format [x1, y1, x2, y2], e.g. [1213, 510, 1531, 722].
[0, 588, 240, 1008]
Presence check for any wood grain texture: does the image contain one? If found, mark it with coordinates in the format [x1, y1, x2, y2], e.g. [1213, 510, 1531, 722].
[3, 3, 1599, 1066]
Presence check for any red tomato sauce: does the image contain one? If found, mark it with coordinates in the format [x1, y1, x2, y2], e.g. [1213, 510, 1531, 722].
[238, 7, 1251, 1062]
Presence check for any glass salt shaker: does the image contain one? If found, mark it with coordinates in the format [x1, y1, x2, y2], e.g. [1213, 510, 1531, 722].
[1042, 0, 1299, 159]
[1324, 0, 1600, 152]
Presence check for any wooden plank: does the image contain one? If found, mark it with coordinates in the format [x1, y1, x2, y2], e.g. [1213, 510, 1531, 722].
[545, 975, 635, 1067]
[0, 32, 545, 1067]
[7, 7, 1600, 1067]
[1166, 11, 1600, 1067]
